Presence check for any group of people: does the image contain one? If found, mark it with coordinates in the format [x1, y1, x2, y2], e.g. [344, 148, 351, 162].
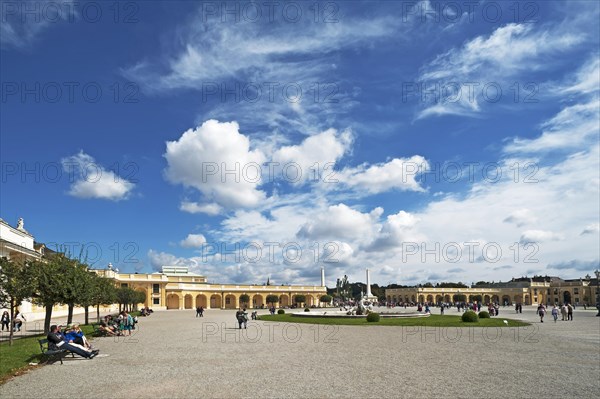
[46, 323, 99, 359]
[235, 308, 249, 329]
[140, 307, 154, 317]
[538, 304, 574, 322]
[97, 311, 137, 336]
[195, 306, 205, 317]
[1, 310, 26, 332]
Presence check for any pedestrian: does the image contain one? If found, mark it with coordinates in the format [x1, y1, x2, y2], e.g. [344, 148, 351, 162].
[537, 304, 546, 323]
[515, 303, 519, 314]
[1, 311, 9, 331]
[196, 306, 202, 317]
[13, 310, 25, 332]
[519, 304, 522, 313]
[551, 305, 559, 322]
[561, 304, 567, 321]
[567, 304, 573, 321]
[440, 305, 444, 315]
[199, 306, 204, 317]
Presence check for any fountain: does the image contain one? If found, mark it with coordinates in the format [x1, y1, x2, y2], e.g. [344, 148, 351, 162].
[293, 269, 430, 319]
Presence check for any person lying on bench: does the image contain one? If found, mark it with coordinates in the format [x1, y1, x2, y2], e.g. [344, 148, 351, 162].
[47, 325, 98, 359]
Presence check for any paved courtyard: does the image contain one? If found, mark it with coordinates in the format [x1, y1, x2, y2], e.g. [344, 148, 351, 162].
[1, 307, 598, 398]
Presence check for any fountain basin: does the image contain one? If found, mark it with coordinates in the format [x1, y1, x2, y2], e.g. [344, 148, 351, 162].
[292, 311, 431, 318]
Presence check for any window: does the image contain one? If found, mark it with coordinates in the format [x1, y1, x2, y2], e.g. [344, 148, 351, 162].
[575, 298, 579, 303]
[574, 288, 579, 294]
[121, 283, 128, 288]
[153, 284, 160, 294]
[554, 288, 558, 294]
[226, 298, 231, 305]
[153, 298, 160, 305]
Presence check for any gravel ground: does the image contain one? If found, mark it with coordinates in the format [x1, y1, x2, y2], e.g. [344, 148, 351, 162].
[1, 307, 598, 398]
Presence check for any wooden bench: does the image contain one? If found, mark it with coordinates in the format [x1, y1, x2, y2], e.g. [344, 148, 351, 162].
[38, 339, 72, 364]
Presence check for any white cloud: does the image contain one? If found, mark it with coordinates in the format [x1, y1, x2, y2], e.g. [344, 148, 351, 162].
[335, 156, 429, 194]
[580, 223, 600, 235]
[297, 203, 382, 242]
[503, 209, 537, 227]
[416, 22, 586, 118]
[60, 151, 135, 201]
[272, 128, 353, 184]
[180, 201, 223, 216]
[164, 120, 266, 209]
[1, 0, 77, 50]
[519, 230, 564, 244]
[180, 233, 207, 248]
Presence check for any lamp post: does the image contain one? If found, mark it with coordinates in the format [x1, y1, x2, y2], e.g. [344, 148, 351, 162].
[595, 269, 600, 317]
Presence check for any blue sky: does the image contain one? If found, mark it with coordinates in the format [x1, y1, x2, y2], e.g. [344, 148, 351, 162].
[1, 0, 599, 286]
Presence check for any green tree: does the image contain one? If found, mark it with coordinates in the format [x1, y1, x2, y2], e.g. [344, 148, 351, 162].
[453, 294, 466, 302]
[61, 258, 91, 325]
[77, 271, 100, 325]
[31, 255, 69, 333]
[320, 294, 332, 306]
[92, 277, 117, 322]
[0, 258, 36, 345]
[239, 294, 250, 306]
[294, 295, 306, 307]
[266, 295, 279, 306]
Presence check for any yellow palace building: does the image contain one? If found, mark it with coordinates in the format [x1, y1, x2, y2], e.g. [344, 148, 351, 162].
[94, 265, 328, 311]
[0, 217, 327, 321]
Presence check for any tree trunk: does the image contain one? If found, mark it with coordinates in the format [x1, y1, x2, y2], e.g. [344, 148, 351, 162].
[84, 306, 89, 325]
[44, 305, 53, 333]
[67, 303, 74, 325]
[96, 304, 100, 322]
[8, 298, 15, 346]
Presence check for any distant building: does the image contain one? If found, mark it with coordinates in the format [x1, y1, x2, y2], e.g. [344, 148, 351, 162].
[385, 276, 599, 306]
[93, 265, 327, 310]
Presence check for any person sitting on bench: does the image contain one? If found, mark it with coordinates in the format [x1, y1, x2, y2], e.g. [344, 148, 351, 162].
[47, 325, 98, 359]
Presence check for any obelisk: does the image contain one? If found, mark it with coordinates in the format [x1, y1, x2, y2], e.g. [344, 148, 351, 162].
[366, 269, 373, 297]
[321, 267, 325, 287]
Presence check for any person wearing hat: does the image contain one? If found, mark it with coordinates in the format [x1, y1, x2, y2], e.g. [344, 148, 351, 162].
[47, 325, 98, 359]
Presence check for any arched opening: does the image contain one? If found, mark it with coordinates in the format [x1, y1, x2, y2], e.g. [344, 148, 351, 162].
[195, 294, 207, 308]
[252, 294, 264, 308]
[418, 295, 424, 303]
[426, 294, 434, 303]
[279, 295, 289, 307]
[502, 295, 511, 305]
[491, 295, 499, 304]
[184, 294, 193, 309]
[392, 295, 397, 303]
[444, 295, 451, 303]
[225, 294, 237, 309]
[411, 295, 416, 303]
[405, 296, 410, 303]
[563, 291, 571, 305]
[166, 293, 180, 310]
[210, 294, 222, 309]
[387, 295, 391, 302]
[524, 295, 530, 305]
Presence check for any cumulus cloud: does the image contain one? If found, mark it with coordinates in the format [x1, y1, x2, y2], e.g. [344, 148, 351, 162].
[519, 230, 564, 244]
[503, 209, 537, 227]
[180, 234, 207, 248]
[180, 201, 223, 216]
[60, 151, 135, 201]
[335, 156, 429, 194]
[164, 120, 266, 209]
[297, 204, 382, 241]
[272, 128, 352, 185]
[580, 223, 600, 235]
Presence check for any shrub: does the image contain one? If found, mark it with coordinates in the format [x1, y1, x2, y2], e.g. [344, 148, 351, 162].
[304, 308, 310, 312]
[478, 311, 490, 319]
[277, 309, 285, 314]
[366, 312, 380, 322]
[462, 310, 479, 323]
